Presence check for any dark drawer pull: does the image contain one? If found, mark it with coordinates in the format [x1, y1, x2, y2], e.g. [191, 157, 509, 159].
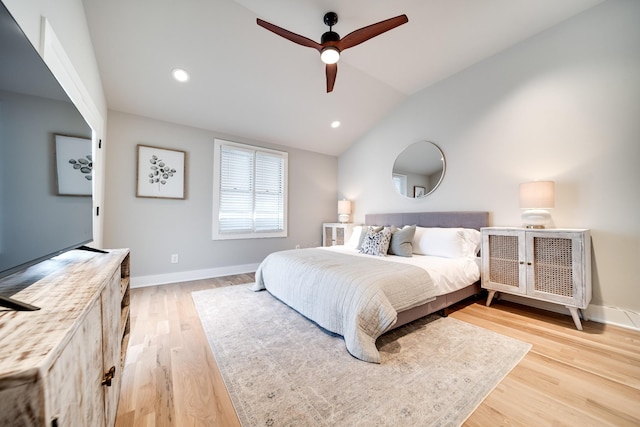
[102, 366, 116, 387]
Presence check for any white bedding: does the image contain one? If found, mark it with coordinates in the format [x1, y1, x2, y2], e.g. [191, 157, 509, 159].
[253, 246, 480, 363]
[322, 245, 481, 295]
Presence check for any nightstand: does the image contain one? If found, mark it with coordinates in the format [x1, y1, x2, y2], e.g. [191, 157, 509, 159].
[481, 227, 591, 330]
[322, 223, 355, 247]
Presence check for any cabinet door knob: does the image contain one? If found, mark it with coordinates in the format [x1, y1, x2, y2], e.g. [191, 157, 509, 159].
[527, 262, 532, 266]
[102, 365, 116, 387]
[519, 261, 525, 265]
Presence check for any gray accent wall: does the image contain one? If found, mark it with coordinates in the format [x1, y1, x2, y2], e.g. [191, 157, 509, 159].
[103, 111, 338, 279]
[338, 0, 640, 315]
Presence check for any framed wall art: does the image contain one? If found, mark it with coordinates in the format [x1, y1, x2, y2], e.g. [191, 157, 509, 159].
[136, 144, 186, 199]
[414, 186, 426, 198]
[55, 134, 93, 196]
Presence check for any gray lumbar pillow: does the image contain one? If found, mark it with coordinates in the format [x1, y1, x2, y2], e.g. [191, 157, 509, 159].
[388, 225, 416, 257]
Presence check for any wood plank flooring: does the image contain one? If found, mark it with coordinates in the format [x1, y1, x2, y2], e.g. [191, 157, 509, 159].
[115, 276, 640, 426]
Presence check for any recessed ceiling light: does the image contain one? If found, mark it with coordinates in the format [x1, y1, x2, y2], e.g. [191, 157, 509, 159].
[171, 68, 190, 82]
[331, 121, 341, 128]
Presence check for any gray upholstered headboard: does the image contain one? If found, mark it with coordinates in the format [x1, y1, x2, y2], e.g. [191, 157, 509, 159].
[364, 211, 490, 231]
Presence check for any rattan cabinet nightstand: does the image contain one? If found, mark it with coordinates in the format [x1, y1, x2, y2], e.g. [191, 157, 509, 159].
[480, 227, 591, 330]
[322, 223, 355, 247]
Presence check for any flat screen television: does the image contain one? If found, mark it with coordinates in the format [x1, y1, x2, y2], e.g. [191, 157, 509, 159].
[0, 3, 93, 310]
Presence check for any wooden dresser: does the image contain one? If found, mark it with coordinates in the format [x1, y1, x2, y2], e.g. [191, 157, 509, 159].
[0, 248, 130, 427]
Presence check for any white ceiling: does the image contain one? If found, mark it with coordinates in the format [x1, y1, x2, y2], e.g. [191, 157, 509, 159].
[82, 0, 604, 156]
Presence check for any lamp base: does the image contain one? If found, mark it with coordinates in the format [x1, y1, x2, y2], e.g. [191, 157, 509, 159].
[338, 213, 350, 223]
[521, 209, 551, 229]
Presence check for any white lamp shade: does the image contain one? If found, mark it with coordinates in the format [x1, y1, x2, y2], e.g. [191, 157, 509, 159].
[338, 200, 352, 214]
[520, 181, 554, 228]
[519, 181, 555, 209]
[338, 200, 351, 223]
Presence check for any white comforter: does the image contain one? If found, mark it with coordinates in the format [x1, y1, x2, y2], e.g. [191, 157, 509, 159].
[252, 248, 439, 363]
[323, 245, 481, 295]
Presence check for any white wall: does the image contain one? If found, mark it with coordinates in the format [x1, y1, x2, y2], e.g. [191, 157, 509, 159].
[339, 1, 640, 325]
[104, 111, 338, 284]
[2, 0, 105, 113]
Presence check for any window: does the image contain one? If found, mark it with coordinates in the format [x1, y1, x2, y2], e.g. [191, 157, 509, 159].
[392, 173, 407, 196]
[212, 139, 288, 240]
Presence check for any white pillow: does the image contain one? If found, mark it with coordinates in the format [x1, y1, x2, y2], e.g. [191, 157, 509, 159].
[412, 227, 480, 258]
[346, 225, 364, 249]
[461, 228, 481, 257]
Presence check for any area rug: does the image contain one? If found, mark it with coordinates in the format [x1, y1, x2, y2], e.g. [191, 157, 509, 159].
[192, 284, 531, 426]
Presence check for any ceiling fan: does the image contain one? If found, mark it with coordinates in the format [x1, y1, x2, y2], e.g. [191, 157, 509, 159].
[257, 12, 408, 93]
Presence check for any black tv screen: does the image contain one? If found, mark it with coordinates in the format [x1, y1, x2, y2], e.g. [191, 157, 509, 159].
[0, 3, 93, 284]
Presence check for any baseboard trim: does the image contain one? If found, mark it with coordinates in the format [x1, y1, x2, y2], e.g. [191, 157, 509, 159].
[131, 263, 260, 288]
[499, 294, 640, 332]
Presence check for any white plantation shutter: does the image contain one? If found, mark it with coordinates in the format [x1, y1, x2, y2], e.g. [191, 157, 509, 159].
[254, 152, 285, 231]
[219, 145, 254, 233]
[213, 139, 288, 239]
[392, 173, 407, 197]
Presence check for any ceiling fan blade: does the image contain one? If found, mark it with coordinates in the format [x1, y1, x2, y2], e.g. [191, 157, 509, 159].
[257, 18, 323, 52]
[326, 63, 337, 93]
[337, 14, 408, 51]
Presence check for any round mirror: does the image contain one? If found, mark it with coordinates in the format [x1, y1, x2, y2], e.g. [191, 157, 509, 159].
[392, 141, 445, 198]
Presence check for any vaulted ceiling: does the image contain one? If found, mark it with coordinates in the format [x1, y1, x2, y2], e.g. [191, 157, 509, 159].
[83, 0, 604, 156]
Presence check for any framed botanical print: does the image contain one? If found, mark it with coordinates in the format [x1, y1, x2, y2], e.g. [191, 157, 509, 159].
[55, 134, 92, 196]
[136, 144, 186, 199]
[414, 186, 426, 198]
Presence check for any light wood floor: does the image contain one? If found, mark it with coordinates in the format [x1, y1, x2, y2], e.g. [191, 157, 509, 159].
[115, 276, 640, 426]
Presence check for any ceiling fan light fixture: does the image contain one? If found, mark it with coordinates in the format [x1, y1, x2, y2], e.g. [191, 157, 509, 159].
[320, 47, 340, 64]
[256, 12, 408, 92]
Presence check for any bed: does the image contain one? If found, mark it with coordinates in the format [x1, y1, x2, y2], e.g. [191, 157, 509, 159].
[253, 211, 490, 363]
